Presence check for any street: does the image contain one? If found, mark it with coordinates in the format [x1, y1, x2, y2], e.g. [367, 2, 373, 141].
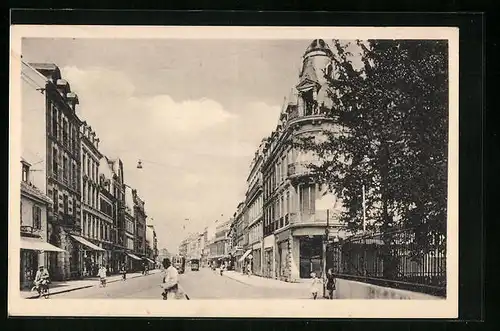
[52, 268, 312, 299]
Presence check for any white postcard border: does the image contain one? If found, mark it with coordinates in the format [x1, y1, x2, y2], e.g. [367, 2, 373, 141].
[9, 25, 459, 318]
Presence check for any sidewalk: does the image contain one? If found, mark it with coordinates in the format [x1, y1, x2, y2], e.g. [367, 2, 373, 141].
[222, 270, 310, 290]
[21, 269, 161, 299]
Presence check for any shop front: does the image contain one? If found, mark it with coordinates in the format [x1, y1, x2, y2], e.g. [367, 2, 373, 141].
[125, 252, 142, 271]
[251, 242, 262, 276]
[275, 229, 292, 281]
[291, 227, 326, 280]
[101, 243, 114, 273]
[20, 236, 66, 288]
[231, 247, 244, 271]
[263, 234, 274, 278]
[69, 234, 105, 277]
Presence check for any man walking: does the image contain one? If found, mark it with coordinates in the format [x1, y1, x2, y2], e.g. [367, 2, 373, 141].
[161, 258, 179, 300]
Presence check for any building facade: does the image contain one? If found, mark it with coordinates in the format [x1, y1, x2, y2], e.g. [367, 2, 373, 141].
[97, 156, 117, 273]
[231, 204, 246, 271]
[29, 63, 83, 281]
[108, 158, 126, 273]
[146, 224, 158, 268]
[261, 39, 343, 282]
[208, 219, 232, 267]
[78, 122, 106, 277]
[245, 141, 266, 276]
[19, 160, 65, 288]
[133, 190, 147, 259]
[124, 186, 141, 270]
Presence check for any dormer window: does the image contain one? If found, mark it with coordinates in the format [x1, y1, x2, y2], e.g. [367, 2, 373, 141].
[302, 90, 317, 116]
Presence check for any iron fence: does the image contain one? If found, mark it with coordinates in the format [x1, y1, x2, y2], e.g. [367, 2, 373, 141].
[327, 228, 446, 297]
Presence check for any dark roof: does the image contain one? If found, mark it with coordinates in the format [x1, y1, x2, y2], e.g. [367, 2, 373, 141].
[21, 181, 52, 204]
[303, 39, 333, 58]
[300, 58, 319, 83]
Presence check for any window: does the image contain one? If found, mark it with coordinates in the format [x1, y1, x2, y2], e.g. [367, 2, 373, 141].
[52, 105, 58, 138]
[63, 195, 68, 214]
[72, 164, 77, 188]
[72, 128, 76, 153]
[100, 198, 113, 217]
[82, 213, 86, 236]
[299, 184, 316, 215]
[62, 156, 67, 182]
[32, 205, 41, 229]
[63, 121, 68, 146]
[87, 185, 91, 205]
[53, 189, 58, 212]
[87, 159, 91, 178]
[100, 222, 104, 240]
[53, 148, 58, 176]
[82, 154, 86, 175]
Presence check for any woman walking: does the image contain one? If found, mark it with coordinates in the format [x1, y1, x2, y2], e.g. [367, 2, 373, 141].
[326, 268, 337, 299]
[310, 272, 322, 300]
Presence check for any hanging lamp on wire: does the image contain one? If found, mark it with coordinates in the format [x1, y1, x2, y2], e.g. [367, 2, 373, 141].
[136, 159, 143, 169]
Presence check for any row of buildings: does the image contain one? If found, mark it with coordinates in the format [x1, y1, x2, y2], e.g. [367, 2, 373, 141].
[19, 61, 159, 288]
[179, 39, 347, 282]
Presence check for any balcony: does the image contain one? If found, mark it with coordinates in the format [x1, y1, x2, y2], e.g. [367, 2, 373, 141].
[288, 210, 341, 226]
[287, 162, 316, 178]
[20, 225, 42, 238]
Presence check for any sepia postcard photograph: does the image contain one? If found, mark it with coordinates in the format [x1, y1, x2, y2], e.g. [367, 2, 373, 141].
[9, 25, 458, 318]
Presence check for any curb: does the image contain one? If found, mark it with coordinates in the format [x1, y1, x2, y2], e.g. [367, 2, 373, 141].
[25, 271, 161, 299]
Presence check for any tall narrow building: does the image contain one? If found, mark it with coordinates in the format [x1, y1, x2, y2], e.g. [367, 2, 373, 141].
[29, 63, 83, 281]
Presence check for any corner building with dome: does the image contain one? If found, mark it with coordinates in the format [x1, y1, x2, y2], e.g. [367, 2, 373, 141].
[260, 39, 347, 282]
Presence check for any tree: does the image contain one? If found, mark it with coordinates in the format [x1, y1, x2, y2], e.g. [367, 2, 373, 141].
[294, 39, 448, 254]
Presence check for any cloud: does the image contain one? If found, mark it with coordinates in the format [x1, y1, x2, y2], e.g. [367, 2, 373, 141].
[60, 66, 279, 252]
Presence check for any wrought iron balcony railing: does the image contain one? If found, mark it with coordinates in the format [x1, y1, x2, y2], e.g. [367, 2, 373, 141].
[20, 225, 42, 236]
[287, 162, 316, 177]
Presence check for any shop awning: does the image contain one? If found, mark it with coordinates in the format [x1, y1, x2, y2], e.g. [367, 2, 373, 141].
[21, 237, 66, 252]
[70, 235, 105, 251]
[126, 252, 142, 261]
[238, 249, 252, 262]
[146, 258, 155, 264]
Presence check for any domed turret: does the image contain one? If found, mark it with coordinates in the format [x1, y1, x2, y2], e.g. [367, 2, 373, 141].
[296, 39, 335, 116]
[303, 39, 333, 58]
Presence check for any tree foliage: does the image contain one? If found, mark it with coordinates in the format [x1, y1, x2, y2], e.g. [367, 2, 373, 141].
[294, 40, 448, 252]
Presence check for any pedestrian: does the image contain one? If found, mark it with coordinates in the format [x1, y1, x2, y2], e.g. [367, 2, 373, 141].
[246, 262, 252, 277]
[121, 263, 127, 281]
[98, 265, 107, 287]
[326, 268, 337, 299]
[161, 258, 179, 300]
[310, 272, 322, 300]
[220, 262, 226, 276]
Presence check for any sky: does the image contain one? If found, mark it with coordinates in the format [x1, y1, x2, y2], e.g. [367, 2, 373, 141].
[21, 38, 358, 253]
[20, 38, 316, 253]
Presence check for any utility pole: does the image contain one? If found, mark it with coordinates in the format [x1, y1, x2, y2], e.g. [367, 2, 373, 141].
[323, 209, 330, 298]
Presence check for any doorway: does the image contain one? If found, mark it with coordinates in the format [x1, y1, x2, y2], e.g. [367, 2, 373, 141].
[299, 236, 323, 278]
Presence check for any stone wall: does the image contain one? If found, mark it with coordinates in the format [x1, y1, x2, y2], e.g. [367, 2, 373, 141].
[334, 278, 442, 300]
